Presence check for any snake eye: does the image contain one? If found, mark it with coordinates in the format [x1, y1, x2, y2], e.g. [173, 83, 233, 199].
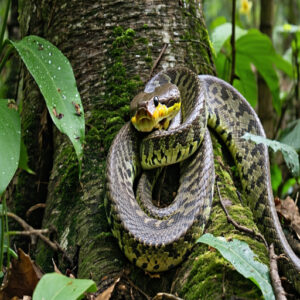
[153, 96, 159, 107]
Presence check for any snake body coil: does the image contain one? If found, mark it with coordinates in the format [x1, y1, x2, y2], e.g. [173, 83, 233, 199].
[106, 67, 300, 291]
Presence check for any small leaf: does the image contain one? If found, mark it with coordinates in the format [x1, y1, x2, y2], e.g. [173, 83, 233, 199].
[9, 36, 85, 172]
[242, 133, 300, 177]
[270, 164, 282, 194]
[0, 99, 21, 195]
[19, 139, 35, 174]
[33, 273, 97, 300]
[197, 233, 275, 300]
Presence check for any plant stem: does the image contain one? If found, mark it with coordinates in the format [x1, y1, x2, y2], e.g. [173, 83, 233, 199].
[0, 194, 5, 275]
[230, 0, 236, 84]
[0, 0, 11, 55]
[0, 42, 13, 75]
[3, 194, 10, 268]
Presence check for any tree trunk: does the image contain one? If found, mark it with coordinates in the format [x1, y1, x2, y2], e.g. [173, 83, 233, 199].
[257, 0, 274, 138]
[12, 1, 277, 299]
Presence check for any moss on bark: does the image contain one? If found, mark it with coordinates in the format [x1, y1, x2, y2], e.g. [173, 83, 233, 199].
[14, 1, 275, 299]
[172, 133, 267, 299]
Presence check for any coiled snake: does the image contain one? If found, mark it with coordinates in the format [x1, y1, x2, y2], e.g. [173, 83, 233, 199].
[105, 67, 300, 292]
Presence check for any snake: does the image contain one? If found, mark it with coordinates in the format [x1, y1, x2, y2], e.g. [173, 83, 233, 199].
[105, 67, 300, 292]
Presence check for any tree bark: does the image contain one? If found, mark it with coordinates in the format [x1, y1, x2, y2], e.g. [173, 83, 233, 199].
[12, 1, 282, 299]
[257, 0, 274, 138]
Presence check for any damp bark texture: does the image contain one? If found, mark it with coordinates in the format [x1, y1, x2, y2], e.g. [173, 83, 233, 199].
[257, 0, 274, 138]
[13, 1, 285, 299]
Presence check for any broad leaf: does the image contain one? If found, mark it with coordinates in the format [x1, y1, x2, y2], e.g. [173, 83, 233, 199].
[243, 133, 299, 177]
[236, 30, 281, 113]
[233, 54, 257, 107]
[197, 234, 274, 300]
[211, 23, 247, 54]
[32, 273, 97, 300]
[10, 36, 85, 171]
[279, 119, 300, 151]
[0, 100, 21, 195]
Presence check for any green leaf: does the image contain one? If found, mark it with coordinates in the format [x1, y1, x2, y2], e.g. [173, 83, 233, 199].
[9, 36, 85, 172]
[19, 139, 35, 174]
[236, 29, 281, 113]
[209, 16, 227, 32]
[279, 119, 300, 151]
[0, 100, 21, 195]
[273, 54, 293, 78]
[281, 178, 297, 197]
[197, 234, 274, 300]
[270, 164, 282, 194]
[211, 23, 247, 54]
[276, 24, 300, 34]
[242, 133, 300, 177]
[32, 273, 97, 300]
[233, 54, 257, 107]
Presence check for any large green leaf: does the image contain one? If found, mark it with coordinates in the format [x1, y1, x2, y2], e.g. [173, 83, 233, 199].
[236, 30, 281, 113]
[32, 273, 97, 300]
[243, 133, 299, 177]
[9, 36, 85, 170]
[0, 100, 21, 195]
[211, 23, 247, 54]
[197, 234, 274, 300]
[233, 54, 257, 107]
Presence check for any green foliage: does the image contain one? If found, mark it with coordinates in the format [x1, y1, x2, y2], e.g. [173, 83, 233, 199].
[212, 25, 293, 110]
[32, 273, 97, 300]
[197, 234, 274, 300]
[18, 139, 35, 174]
[270, 164, 282, 194]
[281, 178, 297, 197]
[9, 36, 85, 171]
[0, 100, 21, 195]
[280, 119, 300, 151]
[243, 133, 300, 177]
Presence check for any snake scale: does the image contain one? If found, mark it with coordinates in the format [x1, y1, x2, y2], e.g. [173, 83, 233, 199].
[105, 67, 300, 292]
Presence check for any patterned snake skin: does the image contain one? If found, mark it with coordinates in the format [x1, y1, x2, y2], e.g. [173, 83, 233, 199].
[105, 67, 300, 292]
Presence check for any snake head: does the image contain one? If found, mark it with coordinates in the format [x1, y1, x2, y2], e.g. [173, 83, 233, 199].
[130, 83, 181, 132]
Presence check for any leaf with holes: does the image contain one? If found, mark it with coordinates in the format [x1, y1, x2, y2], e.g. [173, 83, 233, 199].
[9, 36, 85, 173]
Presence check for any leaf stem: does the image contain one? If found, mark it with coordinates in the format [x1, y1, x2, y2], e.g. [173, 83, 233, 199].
[0, 0, 11, 55]
[230, 0, 236, 84]
[0, 194, 5, 275]
[0, 42, 13, 74]
[3, 193, 10, 268]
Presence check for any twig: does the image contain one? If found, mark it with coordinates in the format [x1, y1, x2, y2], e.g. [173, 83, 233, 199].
[152, 293, 184, 300]
[216, 179, 268, 249]
[269, 244, 287, 300]
[230, 0, 236, 84]
[7, 229, 49, 236]
[6, 212, 73, 265]
[26, 203, 46, 219]
[47, 0, 57, 29]
[124, 275, 151, 300]
[294, 34, 300, 116]
[149, 43, 168, 79]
